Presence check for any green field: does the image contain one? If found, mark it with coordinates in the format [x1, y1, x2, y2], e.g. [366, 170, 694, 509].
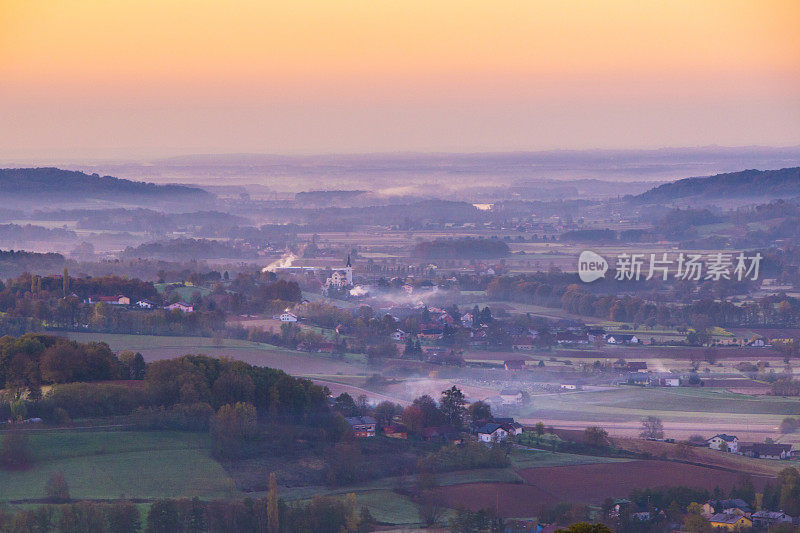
[154, 283, 212, 301]
[0, 431, 236, 501]
[509, 448, 631, 469]
[63, 332, 368, 377]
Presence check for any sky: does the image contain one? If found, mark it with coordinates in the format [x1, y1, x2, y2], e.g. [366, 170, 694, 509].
[1, 0, 799, 160]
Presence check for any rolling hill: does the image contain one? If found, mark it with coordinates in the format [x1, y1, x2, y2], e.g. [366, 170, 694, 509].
[0, 167, 210, 201]
[636, 167, 800, 203]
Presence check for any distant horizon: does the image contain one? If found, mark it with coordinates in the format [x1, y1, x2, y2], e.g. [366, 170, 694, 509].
[3, 143, 800, 166]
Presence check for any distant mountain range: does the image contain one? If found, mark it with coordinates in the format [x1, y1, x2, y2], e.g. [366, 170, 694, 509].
[0, 168, 210, 200]
[636, 167, 800, 203]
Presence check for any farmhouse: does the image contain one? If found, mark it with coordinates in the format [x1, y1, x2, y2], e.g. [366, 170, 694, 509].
[707, 434, 739, 453]
[165, 302, 193, 313]
[500, 389, 523, 405]
[739, 442, 793, 459]
[136, 299, 155, 309]
[344, 416, 376, 438]
[477, 423, 508, 442]
[709, 513, 752, 530]
[279, 311, 298, 322]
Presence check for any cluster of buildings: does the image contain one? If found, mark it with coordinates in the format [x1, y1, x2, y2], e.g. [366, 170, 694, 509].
[706, 433, 794, 459]
[702, 499, 794, 530]
[342, 414, 525, 444]
[85, 295, 194, 313]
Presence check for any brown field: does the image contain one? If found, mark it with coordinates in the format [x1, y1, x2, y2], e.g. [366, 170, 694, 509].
[432, 460, 774, 518]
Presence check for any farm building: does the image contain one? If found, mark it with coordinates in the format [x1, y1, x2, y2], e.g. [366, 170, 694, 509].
[136, 299, 155, 309]
[739, 442, 793, 459]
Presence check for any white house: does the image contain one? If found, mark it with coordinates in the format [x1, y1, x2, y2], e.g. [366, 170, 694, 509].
[279, 311, 298, 323]
[136, 299, 155, 309]
[477, 423, 508, 442]
[165, 302, 193, 313]
[707, 434, 739, 453]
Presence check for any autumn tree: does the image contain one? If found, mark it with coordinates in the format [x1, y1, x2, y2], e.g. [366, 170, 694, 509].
[584, 426, 609, 447]
[211, 402, 258, 458]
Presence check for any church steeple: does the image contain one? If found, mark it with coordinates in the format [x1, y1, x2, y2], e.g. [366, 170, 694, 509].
[346, 254, 351, 268]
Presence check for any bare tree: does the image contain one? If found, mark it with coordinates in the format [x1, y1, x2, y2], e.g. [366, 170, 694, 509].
[640, 416, 665, 439]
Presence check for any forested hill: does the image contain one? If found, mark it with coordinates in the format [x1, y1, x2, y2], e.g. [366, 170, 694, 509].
[636, 167, 800, 203]
[0, 168, 210, 199]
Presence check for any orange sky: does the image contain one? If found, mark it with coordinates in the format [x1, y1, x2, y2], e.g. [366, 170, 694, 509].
[1, 0, 799, 158]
